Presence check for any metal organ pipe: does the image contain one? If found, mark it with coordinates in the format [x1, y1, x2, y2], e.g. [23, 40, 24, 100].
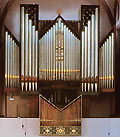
[109, 36, 112, 88]
[48, 30, 50, 80]
[63, 25, 66, 80]
[111, 33, 114, 88]
[25, 13, 29, 91]
[102, 43, 106, 87]
[53, 25, 56, 80]
[12, 40, 14, 87]
[107, 39, 109, 88]
[61, 24, 63, 80]
[99, 32, 114, 89]
[66, 27, 69, 80]
[35, 31, 38, 90]
[81, 8, 99, 92]
[47, 31, 49, 80]
[20, 6, 38, 91]
[8, 35, 10, 88]
[39, 19, 80, 81]
[104, 42, 106, 88]
[91, 14, 95, 92]
[55, 23, 58, 80]
[81, 31, 85, 92]
[21, 7, 25, 91]
[88, 21, 91, 91]
[95, 8, 99, 92]
[5, 32, 8, 87]
[5, 31, 19, 88]
[28, 20, 32, 91]
[85, 26, 88, 92]
[50, 27, 52, 80]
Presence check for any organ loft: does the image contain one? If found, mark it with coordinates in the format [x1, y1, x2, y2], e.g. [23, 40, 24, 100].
[0, 0, 120, 136]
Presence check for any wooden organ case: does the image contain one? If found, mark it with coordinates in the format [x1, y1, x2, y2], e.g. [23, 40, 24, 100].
[4, 4, 116, 136]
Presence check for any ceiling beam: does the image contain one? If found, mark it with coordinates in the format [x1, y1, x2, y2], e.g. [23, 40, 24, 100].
[100, 0, 115, 26]
[0, 0, 15, 45]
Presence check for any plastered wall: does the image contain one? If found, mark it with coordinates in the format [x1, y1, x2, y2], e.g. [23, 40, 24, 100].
[0, 118, 120, 137]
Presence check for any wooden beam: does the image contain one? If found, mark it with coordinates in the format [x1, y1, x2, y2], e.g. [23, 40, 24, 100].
[100, 0, 115, 26]
[0, 0, 15, 45]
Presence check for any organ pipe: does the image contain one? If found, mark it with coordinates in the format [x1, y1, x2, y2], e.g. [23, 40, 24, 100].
[91, 14, 95, 92]
[35, 31, 38, 90]
[5, 32, 8, 87]
[21, 7, 24, 91]
[81, 8, 99, 92]
[85, 26, 88, 92]
[20, 6, 38, 91]
[39, 18, 80, 81]
[111, 33, 114, 88]
[88, 21, 91, 91]
[81, 31, 85, 92]
[28, 20, 32, 91]
[95, 8, 99, 92]
[5, 30, 19, 88]
[99, 31, 114, 89]
[25, 13, 28, 91]
[32, 25, 35, 91]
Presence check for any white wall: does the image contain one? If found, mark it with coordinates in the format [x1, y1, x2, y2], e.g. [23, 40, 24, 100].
[0, 118, 120, 137]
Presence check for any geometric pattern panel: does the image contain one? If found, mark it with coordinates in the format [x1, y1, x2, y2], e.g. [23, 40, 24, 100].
[39, 95, 82, 136]
[40, 126, 81, 136]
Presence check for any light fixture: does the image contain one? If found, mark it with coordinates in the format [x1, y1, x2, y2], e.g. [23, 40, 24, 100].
[9, 93, 14, 101]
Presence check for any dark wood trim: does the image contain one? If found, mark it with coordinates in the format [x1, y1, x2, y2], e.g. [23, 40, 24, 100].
[101, 88, 115, 93]
[100, 0, 115, 26]
[4, 25, 20, 46]
[4, 88, 19, 96]
[0, 0, 16, 47]
[39, 15, 81, 40]
[100, 27, 114, 46]
[5, 92, 7, 117]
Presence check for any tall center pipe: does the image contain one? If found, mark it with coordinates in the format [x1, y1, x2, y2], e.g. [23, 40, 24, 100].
[21, 7, 25, 91]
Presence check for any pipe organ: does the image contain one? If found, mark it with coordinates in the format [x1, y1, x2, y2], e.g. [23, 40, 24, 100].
[99, 30, 114, 89]
[5, 27, 19, 88]
[20, 5, 39, 91]
[39, 17, 80, 81]
[5, 4, 115, 94]
[81, 5, 99, 92]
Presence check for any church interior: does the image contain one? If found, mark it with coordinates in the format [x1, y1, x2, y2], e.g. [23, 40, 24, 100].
[0, 0, 120, 136]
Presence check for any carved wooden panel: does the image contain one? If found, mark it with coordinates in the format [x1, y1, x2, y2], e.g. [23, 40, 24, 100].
[39, 94, 82, 136]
